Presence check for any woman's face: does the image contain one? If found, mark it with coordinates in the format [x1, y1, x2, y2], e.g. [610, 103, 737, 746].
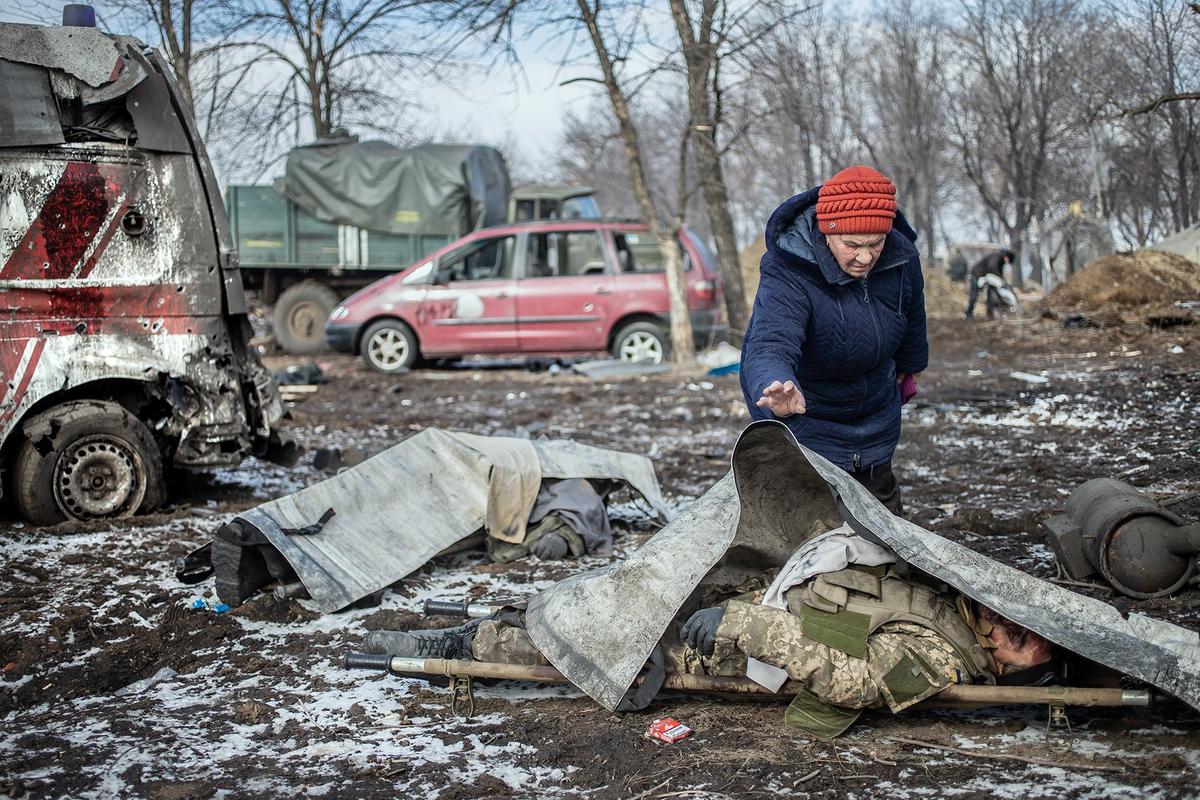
[827, 234, 886, 279]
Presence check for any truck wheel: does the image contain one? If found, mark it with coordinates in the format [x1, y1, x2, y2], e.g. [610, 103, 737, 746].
[273, 281, 340, 354]
[612, 321, 669, 364]
[361, 319, 419, 373]
[12, 401, 165, 526]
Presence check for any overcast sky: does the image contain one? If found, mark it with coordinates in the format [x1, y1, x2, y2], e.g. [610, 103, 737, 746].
[0, 0, 602, 180]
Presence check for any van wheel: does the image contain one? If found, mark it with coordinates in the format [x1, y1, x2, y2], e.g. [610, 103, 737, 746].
[12, 401, 165, 526]
[361, 319, 419, 373]
[612, 321, 669, 364]
[273, 281, 340, 355]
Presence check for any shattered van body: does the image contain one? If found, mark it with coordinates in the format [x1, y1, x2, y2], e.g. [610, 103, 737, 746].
[0, 23, 288, 523]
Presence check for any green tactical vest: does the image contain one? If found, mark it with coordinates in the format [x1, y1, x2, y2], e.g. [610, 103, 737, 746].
[781, 565, 993, 739]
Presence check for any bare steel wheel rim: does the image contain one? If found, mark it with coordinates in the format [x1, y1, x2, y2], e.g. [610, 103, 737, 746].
[286, 300, 325, 343]
[54, 435, 146, 519]
[367, 328, 410, 370]
[618, 331, 663, 364]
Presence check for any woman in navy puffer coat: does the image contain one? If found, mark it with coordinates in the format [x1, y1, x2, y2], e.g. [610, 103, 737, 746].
[740, 166, 927, 515]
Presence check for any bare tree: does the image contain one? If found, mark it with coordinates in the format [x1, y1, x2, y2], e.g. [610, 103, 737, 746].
[574, 0, 695, 364]
[208, 0, 429, 177]
[1112, 0, 1199, 233]
[1066, 0, 1199, 245]
[1121, 2, 1200, 117]
[949, 0, 1088, 289]
[846, 0, 954, 266]
[744, 5, 862, 190]
[667, 0, 752, 340]
[104, 0, 206, 107]
[446, 0, 697, 363]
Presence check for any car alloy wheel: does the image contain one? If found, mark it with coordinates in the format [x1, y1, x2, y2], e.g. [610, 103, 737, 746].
[618, 331, 664, 364]
[367, 328, 411, 371]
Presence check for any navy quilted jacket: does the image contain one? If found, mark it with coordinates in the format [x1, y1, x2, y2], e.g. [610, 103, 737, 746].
[739, 186, 928, 471]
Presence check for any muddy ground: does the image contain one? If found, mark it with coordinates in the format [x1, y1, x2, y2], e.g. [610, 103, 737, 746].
[2, 316, 1200, 799]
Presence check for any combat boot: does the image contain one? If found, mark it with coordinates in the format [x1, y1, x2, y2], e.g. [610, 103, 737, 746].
[364, 620, 482, 660]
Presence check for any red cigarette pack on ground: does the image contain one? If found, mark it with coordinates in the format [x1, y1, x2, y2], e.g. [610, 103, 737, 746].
[647, 718, 693, 743]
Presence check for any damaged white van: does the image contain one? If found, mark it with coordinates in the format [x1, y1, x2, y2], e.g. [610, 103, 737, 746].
[0, 12, 294, 524]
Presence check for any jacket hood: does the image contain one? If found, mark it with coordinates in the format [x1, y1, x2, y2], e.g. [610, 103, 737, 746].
[765, 185, 919, 285]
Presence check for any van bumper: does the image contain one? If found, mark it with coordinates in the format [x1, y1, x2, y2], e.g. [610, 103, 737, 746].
[324, 322, 359, 354]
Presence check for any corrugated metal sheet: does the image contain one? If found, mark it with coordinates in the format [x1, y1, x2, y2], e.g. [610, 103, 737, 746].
[235, 428, 671, 611]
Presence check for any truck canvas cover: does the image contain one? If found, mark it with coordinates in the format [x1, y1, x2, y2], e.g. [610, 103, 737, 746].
[525, 420, 1200, 712]
[232, 428, 672, 611]
[277, 140, 511, 236]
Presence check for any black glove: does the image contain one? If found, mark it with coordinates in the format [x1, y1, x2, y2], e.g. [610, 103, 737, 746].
[681, 607, 725, 656]
[529, 532, 569, 561]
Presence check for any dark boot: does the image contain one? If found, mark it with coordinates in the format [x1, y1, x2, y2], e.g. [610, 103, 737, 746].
[364, 620, 481, 659]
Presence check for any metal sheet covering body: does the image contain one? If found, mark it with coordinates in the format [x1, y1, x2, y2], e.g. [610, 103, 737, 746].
[525, 421, 841, 710]
[800, 420, 1200, 712]
[525, 419, 1200, 712]
[233, 429, 670, 612]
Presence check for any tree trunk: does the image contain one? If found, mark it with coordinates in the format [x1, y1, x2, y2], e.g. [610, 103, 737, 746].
[693, 131, 748, 342]
[667, 0, 748, 342]
[578, 0, 694, 365]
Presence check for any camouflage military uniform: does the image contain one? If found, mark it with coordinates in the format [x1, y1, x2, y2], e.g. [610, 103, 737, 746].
[470, 564, 994, 738]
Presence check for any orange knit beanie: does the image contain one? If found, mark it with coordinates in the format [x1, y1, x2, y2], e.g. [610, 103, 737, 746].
[815, 165, 897, 236]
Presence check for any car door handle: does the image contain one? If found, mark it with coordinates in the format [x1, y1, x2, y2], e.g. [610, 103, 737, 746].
[594, 286, 612, 295]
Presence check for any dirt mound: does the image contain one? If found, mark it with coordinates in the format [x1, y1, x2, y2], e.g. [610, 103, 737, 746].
[1041, 250, 1200, 323]
[923, 268, 965, 319]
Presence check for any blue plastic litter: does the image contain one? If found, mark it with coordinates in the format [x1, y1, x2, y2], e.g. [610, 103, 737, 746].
[213, 603, 231, 614]
[707, 362, 740, 376]
[191, 599, 206, 610]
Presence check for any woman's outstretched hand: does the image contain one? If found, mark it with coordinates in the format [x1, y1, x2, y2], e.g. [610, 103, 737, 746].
[756, 380, 806, 417]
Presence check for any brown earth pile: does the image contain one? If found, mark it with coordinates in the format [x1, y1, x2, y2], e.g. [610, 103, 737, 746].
[922, 267, 966, 319]
[738, 238, 964, 319]
[1041, 250, 1200, 323]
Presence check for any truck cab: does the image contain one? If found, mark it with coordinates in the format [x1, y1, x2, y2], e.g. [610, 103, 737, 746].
[0, 14, 292, 524]
[507, 185, 600, 223]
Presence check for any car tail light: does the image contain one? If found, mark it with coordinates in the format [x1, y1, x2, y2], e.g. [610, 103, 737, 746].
[694, 280, 716, 302]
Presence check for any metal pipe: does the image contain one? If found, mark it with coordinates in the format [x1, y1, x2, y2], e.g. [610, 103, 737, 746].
[422, 599, 502, 619]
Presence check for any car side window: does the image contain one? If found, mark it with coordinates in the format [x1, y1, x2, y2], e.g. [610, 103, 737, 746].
[402, 262, 433, 284]
[440, 236, 516, 282]
[613, 232, 691, 273]
[524, 231, 609, 278]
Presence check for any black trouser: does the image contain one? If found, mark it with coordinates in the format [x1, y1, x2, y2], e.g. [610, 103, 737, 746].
[851, 462, 903, 517]
[966, 273, 1000, 319]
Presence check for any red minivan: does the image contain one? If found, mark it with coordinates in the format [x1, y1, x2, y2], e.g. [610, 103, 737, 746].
[324, 219, 727, 372]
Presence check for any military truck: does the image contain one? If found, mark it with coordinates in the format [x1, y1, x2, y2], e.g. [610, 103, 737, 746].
[225, 140, 598, 353]
[0, 10, 293, 525]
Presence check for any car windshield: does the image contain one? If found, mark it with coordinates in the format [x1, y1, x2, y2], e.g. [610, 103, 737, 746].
[562, 195, 600, 220]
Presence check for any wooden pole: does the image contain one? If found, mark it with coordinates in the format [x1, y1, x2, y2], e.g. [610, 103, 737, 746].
[363, 655, 1152, 708]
